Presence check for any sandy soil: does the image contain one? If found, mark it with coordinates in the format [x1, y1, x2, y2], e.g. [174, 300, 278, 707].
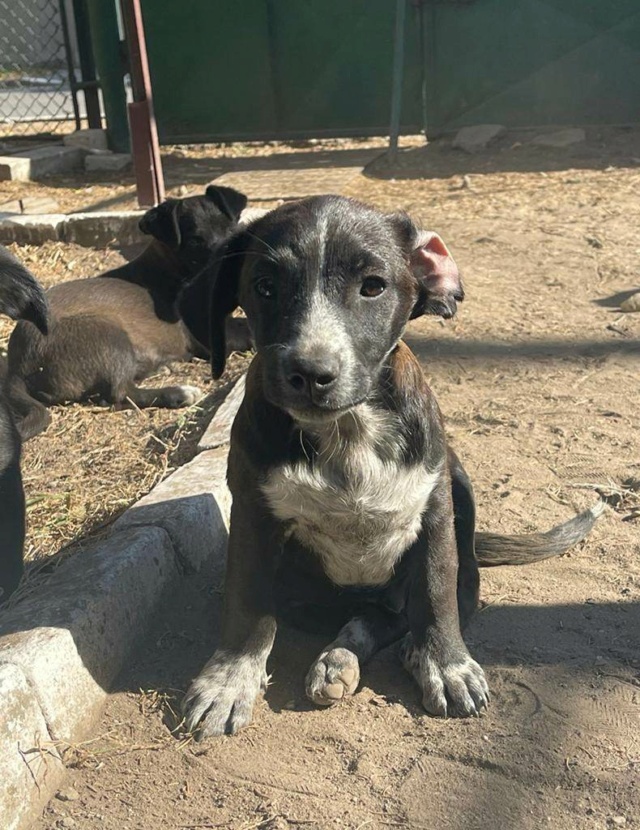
[7, 132, 640, 830]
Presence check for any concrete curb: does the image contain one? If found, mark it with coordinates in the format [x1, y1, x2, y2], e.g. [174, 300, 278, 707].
[0, 377, 246, 830]
[0, 210, 145, 248]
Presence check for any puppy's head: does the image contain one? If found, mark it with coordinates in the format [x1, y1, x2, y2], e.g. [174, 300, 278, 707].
[183, 195, 462, 422]
[139, 185, 248, 277]
[0, 245, 48, 334]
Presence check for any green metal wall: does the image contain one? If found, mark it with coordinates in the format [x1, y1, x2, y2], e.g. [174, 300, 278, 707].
[425, 0, 640, 131]
[141, 1, 640, 144]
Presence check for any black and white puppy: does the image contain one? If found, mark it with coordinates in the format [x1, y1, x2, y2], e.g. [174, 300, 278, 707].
[0, 245, 48, 601]
[179, 195, 601, 739]
[6, 185, 252, 440]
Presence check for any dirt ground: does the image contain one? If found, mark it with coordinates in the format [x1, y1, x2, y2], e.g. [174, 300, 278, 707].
[4, 131, 639, 829]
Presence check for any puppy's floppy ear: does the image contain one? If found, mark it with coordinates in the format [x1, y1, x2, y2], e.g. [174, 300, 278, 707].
[138, 199, 181, 248]
[0, 245, 48, 334]
[409, 229, 463, 319]
[205, 185, 248, 222]
[208, 232, 249, 378]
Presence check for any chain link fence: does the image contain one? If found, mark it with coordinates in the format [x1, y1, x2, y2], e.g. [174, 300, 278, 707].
[0, 0, 79, 137]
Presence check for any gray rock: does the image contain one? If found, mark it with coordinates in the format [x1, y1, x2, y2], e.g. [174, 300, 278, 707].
[452, 124, 505, 154]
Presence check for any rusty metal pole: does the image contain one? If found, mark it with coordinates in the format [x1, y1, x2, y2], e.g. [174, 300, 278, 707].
[120, 0, 165, 207]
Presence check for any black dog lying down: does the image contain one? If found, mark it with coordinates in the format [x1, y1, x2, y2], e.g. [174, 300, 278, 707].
[6, 185, 253, 440]
[0, 245, 48, 601]
[179, 196, 602, 738]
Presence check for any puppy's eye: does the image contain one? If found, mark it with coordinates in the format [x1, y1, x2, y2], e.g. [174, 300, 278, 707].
[255, 277, 276, 299]
[360, 277, 386, 298]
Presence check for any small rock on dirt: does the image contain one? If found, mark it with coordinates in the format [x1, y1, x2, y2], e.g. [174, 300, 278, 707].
[532, 128, 586, 147]
[452, 124, 505, 154]
[620, 291, 640, 312]
[55, 787, 80, 802]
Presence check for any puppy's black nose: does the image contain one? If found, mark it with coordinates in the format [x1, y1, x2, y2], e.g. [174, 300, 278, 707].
[285, 354, 340, 400]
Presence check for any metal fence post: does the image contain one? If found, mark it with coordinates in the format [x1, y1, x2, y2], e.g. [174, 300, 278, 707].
[85, 0, 129, 152]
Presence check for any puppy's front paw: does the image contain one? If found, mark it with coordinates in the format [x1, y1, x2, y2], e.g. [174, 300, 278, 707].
[182, 651, 268, 739]
[401, 633, 489, 718]
[305, 647, 360, 706]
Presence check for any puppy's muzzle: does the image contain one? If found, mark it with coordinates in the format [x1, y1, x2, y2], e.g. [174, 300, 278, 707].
[283, 351, 341, 405]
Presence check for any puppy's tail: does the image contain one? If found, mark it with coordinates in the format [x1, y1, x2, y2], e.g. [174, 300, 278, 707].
[475, 502, 604, 567]
[3, 373, 50, 440]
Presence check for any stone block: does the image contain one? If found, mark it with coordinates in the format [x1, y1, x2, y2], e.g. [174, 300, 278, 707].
[0, 662, 63, 830]
[114, 446, 231, 578]
[64, 210, 145, 247]
[0, 213, 66, 244]
[0, 527, 178, 744]
[198, 374, 245, 452]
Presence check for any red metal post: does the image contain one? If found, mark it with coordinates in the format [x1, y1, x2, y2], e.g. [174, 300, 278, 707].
[120, 0, 165, 207]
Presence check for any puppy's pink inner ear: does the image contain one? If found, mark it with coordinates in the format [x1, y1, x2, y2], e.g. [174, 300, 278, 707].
[410, 232, 460, 293]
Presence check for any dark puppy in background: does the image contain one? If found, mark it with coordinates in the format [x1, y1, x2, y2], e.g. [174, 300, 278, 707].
[179, 195, 602, 738]
[0, 245, 48, 601]
[6, 185, 252, 440]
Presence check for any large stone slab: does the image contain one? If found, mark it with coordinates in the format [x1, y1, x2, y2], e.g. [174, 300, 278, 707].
[0, 663, 63, 830]
[8, 146, 84, 180]
[198, 374, 246, 452]
[114, 446, 231, 580]
[0, 526, 177, 744]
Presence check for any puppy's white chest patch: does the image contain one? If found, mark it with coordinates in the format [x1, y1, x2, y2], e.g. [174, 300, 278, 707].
[261, 407, 440, 586]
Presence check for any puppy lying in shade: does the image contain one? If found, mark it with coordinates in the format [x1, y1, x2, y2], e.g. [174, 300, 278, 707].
[0, 245, 48, 600]
[178, 195, 602, 738]
[6, 185, 253, 439]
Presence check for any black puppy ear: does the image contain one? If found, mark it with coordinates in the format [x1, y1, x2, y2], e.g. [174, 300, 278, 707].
[179, 234, 247, 379]
[0, 245, 48, 334]
[208, 233, 248, 378]
[205, 185, 248, 222]
[409, 229, 464, 320]
[138, 199, 181, 248]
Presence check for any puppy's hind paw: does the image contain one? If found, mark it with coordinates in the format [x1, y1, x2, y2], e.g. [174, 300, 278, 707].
[175, 384, 202, 406]
[305, 647, 360, 706]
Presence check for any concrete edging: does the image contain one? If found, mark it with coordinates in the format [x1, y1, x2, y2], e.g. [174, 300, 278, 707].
[0, 210, 145, 248]
[0, 375, 246, 830]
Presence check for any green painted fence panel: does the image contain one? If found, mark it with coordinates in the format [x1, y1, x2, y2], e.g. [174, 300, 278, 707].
[424, 0, 640, 130]
[140, 1, 640, 144]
